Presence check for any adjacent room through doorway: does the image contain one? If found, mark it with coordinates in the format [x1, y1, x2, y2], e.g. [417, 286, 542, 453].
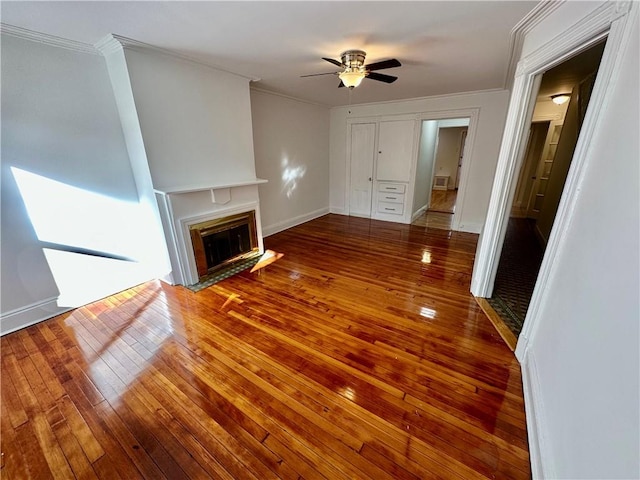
[485, 39, 607, 345]
[412, 118, 469, 230]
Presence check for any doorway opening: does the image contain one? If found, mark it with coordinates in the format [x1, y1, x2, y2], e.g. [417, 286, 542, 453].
[484, 39, 607, 345]
[412, 118, 469, 230]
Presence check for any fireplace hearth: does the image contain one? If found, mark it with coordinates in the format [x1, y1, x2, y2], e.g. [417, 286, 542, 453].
[189, 211, 258, 281]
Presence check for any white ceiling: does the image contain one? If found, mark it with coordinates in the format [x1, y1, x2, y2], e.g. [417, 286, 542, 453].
[1, 1, 539, 107]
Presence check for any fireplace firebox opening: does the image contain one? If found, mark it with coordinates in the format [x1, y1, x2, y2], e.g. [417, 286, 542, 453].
[189, 211, 259, 281]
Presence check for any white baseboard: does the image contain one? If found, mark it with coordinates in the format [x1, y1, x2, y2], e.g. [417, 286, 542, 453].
[521, 351, 554, 479]
[262, 207, 330, 237]
[329, 206, 347, 215]
[1, 297, 72, 336]
[412, 203, 429, 222]
[455, 221, 483, 234]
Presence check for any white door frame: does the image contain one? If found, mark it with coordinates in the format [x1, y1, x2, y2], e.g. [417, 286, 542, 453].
[470, 2, 635, 359]
[416, 109, 478, 231]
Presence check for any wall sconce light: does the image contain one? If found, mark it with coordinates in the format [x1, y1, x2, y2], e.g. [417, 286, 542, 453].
[551, 93, 571, 105]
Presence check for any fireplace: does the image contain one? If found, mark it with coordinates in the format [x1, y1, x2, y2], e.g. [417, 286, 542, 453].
[189, 210, 259, 281]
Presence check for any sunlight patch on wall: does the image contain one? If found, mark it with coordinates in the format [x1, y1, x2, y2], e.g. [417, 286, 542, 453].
[43, 249, 153, 307]
[11, 167, 162, 307]
[12, 167, 147, 258]
[281, 156, 307, 199]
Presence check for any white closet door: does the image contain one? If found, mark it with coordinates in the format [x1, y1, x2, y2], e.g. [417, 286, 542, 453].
[349, 123, 376, 217]
[376, 120, 415, 182]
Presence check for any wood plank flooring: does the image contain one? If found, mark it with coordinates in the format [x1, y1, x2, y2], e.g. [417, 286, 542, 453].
[0, 214, 530, 479]
[428, 190, 457, 214]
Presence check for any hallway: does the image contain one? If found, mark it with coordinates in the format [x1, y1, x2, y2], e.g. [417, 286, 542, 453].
[488, 218, 545, 337]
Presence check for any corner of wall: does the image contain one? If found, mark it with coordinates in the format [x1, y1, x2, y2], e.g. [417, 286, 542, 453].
[262, 207, 330, 237]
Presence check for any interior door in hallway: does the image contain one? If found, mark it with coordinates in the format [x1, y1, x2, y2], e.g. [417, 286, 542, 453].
[349, 123, 376, 217]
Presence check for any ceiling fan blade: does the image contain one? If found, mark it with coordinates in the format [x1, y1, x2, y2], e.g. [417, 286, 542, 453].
[338, 81, 345, 88]
[300, 72, 338, 77]
[366, 72, 398, 83]
[323, 57, 344, 67]
[365, 59, 401, 71]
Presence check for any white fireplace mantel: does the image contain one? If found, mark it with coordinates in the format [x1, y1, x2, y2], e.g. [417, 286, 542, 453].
[154, 178, 267, 196]
[154, 180, 267, 286]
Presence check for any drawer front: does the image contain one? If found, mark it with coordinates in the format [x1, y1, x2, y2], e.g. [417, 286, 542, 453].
[378, 183, 406, 194]
[378, 201, 404, 215]
[378, 192, 404, 203]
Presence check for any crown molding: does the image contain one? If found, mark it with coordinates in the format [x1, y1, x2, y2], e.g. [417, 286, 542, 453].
[0, 23, 98, 55]
[249, 86, 330, 108]
[330, 87, 507, 111]
[94, 34, 260, 83]
[503, 0, 566, 91]
[94, 34, 124, 56]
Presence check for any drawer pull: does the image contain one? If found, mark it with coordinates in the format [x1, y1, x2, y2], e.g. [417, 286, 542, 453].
[384, 208, 395, 211]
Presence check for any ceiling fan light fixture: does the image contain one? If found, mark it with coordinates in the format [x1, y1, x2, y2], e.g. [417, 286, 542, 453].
[551, 93, 571, 105]
[339, 68, 365, 88]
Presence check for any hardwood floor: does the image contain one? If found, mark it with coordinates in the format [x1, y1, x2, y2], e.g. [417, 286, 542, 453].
[0, 214, 530, 479]
[411, 211, 453, 231]
[428, 190, 457, 214]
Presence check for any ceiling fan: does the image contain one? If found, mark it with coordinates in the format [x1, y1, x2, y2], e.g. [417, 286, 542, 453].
[301, 50, 401, 88]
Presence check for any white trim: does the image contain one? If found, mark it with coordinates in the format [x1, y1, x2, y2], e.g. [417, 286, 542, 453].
[331, 88, 506, 111]
[411, 203, 429, 222]
[154, 178, 267, 195]
[456, 222, 483, 235]
[0, 23, 99, 55]
[471, 1, 634, 299]
[329, 207, 347, 216]
[262, 207, 329, 237]
[521, 352, 554, 479]
[1, 297, 72, 336]
[471, 73, 540, 296]
[250, 87, 330, 108]
[517, 2, 638, 358]
[95, 34, 260, 82]
[503, 1, 565, 91]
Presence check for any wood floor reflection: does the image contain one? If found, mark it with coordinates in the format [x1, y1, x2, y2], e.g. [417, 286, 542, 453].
[1, 214, 529, 479]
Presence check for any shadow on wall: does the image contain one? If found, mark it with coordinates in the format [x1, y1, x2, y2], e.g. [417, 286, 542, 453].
[11, 167, 161, 308]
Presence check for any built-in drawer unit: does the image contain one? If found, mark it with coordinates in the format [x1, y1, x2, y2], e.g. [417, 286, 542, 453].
[378, 192, 404, 203]
[377, 201, 404, 215]
[378, 183, 406, 194]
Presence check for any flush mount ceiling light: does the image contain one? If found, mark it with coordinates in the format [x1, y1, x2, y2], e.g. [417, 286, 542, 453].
[301, 49, 401, 88]
[551, 93, 571, 105]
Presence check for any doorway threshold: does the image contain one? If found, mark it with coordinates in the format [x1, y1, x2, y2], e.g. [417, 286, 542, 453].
[475, 297, 517, 352]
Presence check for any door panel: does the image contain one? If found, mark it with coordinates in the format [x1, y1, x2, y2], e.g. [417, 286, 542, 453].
[349, 123, 376, 217]
[376, 120, 415, 182]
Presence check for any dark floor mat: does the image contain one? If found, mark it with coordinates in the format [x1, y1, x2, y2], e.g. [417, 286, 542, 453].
[490, 218, 545, 336]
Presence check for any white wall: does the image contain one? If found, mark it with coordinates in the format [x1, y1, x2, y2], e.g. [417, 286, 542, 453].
[330, 90, 510, 233]
[433, 126, 467, 189]
[1, 35, 159, 333]
[250, 90, 330, 236]
[122, 48, 257, 190]
[515, 3, 639, 478]
[412, 120, 438, 216]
